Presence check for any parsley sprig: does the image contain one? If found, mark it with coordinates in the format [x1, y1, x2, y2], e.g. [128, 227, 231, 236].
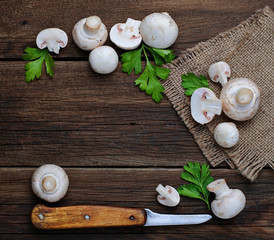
[22, 47, 54, 82]
[181, 73, 210, 96]
[121, 44, 175, 103]
[177, 161, 214, 209]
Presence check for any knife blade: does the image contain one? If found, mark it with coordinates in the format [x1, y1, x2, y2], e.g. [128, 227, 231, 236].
[31, 204, 212, 229]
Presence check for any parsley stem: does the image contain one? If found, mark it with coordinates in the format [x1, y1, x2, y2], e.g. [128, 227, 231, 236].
[142, 44, 149, 63]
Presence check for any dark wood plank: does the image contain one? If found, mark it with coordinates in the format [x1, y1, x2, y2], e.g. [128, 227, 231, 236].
[0, 168, 273, 239]
[0, 0, 273, 58]
[0, 61, 208, 167]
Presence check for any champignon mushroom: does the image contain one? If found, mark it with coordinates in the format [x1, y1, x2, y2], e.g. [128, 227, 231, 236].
[36, 28, 68, 54]
[156, 184, 180, 207]
[208, 62, 231, 87]
[32, 164, 69, 202]
[214, 122, 239, 148]
[89, 46, 118, 74]
[191, 88, 223, 125]
[140, 12, 178, 49]
[110, 18, 142, 50]
[207, 179, 246, 219]
[220, 78, 261, 121]
[72, 16, 108, 51]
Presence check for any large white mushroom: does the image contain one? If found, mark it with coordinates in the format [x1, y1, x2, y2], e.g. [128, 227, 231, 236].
[36, 28, 68, 54]
[191, 88, 223, 125]
[89, 46, 118, 74]
[207, 179, 246, 219]
[220, 78, 261, 121]
[140, 12, 178, 49]
[72, 16, 108, 51]
[32, 164, 69, 202]
[110, 18, 142, 50]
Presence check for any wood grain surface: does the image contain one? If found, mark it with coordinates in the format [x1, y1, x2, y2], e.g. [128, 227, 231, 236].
[0, 0, 273, 239]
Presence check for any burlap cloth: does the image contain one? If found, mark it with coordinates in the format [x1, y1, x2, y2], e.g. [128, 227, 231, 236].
[164, 6, 274, 181]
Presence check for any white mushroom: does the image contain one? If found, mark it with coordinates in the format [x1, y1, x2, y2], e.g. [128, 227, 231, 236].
[32, 164, 69, 202]
[110, 18, 142, 50]
[191, 88, 223, 125]
[220, 78, 261, 121]
[36, 28, 68, 54]
[156, 184, 180, 207]
[208, 62, 231, 87]
[207, 179, 246, 219]
[214, 122, 239, 148]
[89, 46, 118, 74]
[140, 12, 178, 49]
[72, 16, 108, 51]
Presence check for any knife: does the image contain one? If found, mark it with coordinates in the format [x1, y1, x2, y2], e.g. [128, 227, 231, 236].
[31, 204, 212, 229]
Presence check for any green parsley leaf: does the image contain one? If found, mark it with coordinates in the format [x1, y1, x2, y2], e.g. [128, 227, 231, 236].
[121, 43, 175, 103]
[181, 72, 210, 96]
[177, 161, 214, 209]
[22, 47, 55, 82]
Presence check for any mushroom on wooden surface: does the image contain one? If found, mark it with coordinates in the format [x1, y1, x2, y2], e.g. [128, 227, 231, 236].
[72, 16, 108, 51]
[156, 184, 180, 207]
[208, 62, 231, 87]
[140, 12, 178, 48]
[36, 28, 68, 54]
[207, 179, 246, 219]
[191, 88, 222, 124]
[110, 18, 142, 50]
[32, 164, 69, 202]
[220, 78, 261, 121]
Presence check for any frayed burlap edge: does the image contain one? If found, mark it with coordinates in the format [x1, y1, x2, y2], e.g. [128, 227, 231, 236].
[163, 6, 273, 181]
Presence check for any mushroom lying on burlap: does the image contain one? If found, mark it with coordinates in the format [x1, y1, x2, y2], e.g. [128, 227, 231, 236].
[208, 62, 231, 87]
[220, 78, 261, 121]
[36, 28, 68, 54]
[72, 16, 108, 51]
[32, 164, 69, 202]
[214, 122, 239, 148]
[156, 184, 180, 207]
[191, 88, 223, 124]
[110, 18, 142, 50]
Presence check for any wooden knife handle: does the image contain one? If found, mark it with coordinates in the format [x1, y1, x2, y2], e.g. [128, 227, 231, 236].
[31, 204, 147, 229]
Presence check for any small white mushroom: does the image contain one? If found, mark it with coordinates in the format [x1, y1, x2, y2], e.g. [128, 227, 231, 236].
[208, 62, 231, 87]
[72, 16, 108, 51]
[191, 88, 223, 125]
[110, 18, 142, 50]
[140, 12, 178, 48]
[36, 28, 68, 54]
[207, 179, 246, 219]
[156, 184, 180, 207]
[32, 164, 69, 202]
[214, 122, 239, 148]
[89, 46, 118, 74]
[220, 78, 261, 121]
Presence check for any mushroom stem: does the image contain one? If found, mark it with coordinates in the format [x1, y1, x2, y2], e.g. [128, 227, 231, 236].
[123, 18, 141, 38]
[235, 88, 253, 105]
[84, 16, 102, 36]
[202, 98, 223, 115]
[41, 174, 59, 194]
[207, 179, 231, 199]
[218, 72, 228, 87]
[46, 40, 61, 54]
[156, 184, 171, 199]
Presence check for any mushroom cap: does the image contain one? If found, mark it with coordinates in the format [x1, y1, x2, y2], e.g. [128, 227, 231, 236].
[32, 164, 69, 202]
[89, 46, 118, 74]
[110, 18, 142, 50]
[72, 17, 108, 51]
[156, 185, 180, 207]
[208, 62, 231, 84]
[36, 28, 68, 53]
[220, 78, 261, 121]
[214, 122, 239, 148]
[191, 88, 219, 124]
[140, 12, 178, 48]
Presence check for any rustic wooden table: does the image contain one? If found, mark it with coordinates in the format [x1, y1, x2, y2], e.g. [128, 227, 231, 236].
[0, 0, 273, 239]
